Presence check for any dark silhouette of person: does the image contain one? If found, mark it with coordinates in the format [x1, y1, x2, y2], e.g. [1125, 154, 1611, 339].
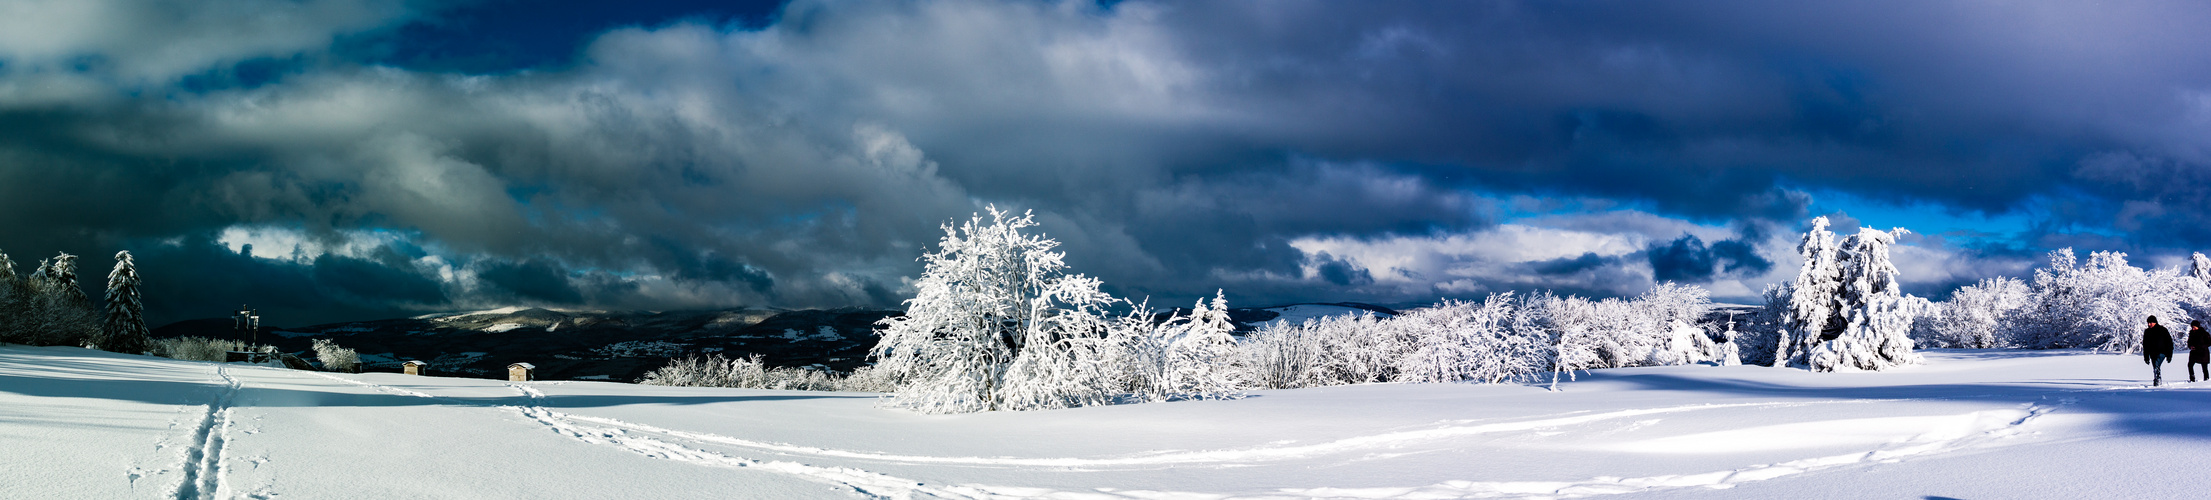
[2145, 316, 2175, 387]
[2189, 320, 2211, 383]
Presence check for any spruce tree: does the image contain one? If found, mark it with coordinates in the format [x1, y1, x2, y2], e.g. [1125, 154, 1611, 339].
[97, 251, 151, 354]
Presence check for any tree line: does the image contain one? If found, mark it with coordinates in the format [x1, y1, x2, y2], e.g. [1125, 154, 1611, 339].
[627, 209, 2211, 414]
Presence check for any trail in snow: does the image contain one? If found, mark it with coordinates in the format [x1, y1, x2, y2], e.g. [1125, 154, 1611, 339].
[291, 371, 2082, 499]
[1277, 401, 2066, 499]
[539, 401, 1880, 468]
[171, 365, 240, 500]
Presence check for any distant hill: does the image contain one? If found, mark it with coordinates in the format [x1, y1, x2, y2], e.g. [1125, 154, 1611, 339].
[152, 307, 898, 382]
[150, 302, 1405, 382]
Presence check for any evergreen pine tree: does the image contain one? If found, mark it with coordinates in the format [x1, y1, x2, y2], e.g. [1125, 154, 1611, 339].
[97, 251, 151, 354]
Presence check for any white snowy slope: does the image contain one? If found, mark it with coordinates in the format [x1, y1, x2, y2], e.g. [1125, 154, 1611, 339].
[5, 345, 2210, 499]
[1260, 304, 1391, 329]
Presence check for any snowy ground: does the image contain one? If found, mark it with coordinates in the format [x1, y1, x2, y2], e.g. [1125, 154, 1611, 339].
[5, 345, 2209, 499]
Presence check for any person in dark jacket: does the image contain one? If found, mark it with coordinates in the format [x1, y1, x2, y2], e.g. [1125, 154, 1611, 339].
[2145, 316, 2175, 387]
[2189, 320, 2211, 382]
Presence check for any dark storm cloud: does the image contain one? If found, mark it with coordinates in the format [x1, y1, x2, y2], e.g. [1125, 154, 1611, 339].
[1647, 234, 1773, 284]
[1535, 253, 1616, 277]
[1308, 252, 1373, 287]
[2, 0, 2206, 323]
[475, 260, 583, 304]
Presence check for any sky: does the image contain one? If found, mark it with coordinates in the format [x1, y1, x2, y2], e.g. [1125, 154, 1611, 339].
[2, 0, 2207, 327]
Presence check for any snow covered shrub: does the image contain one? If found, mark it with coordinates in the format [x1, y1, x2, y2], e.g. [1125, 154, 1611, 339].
[638, 354, 755, 387]
[311, 338, 361, 372]
[152, 337, 247, 362]
[1225, 285, 1721, 391]
[1768, 218, 1924, 371]
[637, 354, 847, 391]
[2007, 249, 2210, 352]
[1393, 293, 1546, 385]
[834, 365, 900, 392]
[870, 207, 1136, 413]
[1228, 319, 1320, 390]
[1923, 277, 2030, 348]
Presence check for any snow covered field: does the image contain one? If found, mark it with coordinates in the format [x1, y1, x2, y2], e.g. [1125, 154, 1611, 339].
[5, 345, 2209, 499]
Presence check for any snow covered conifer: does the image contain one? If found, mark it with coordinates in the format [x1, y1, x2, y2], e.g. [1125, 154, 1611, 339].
[95, 251, 151, 354]
[40, 253, 89, 309]
[1802, 227, 1924, 371]
[1774, 217, 1843, 367]
[1160, 291, 1241, 400]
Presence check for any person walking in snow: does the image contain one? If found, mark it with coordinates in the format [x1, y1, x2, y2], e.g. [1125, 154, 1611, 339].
[2144, 316, 2175, 387]
[2189, 320, 2210, 383]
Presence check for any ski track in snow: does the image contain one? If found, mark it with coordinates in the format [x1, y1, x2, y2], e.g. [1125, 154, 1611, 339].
[170, 364, 240, 500]
[543, 401, 1875, 468]
[285, 371, 2078, 499]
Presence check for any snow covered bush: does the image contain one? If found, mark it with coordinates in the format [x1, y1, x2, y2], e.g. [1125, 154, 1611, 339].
[311, 338, 361, 373]
[834, 365, 900, 392]
[1394, 293, 1547, 385]
[1767, 218, 1924, 371]
[152, 337, 248, 362]
[637, 354, 846, 391]
[1225, 285, 1713, 391]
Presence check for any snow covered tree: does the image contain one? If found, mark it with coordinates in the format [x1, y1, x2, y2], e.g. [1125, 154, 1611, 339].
[1765, 218, 1924, 371]
[1161, 291, 1240, 399]
[1126, 291, 1243, 402]
[1530, 292, 1605, 390]
[21, 253, 95, 346]
[1802, 227, 1924, 371]
[1773, 217, 1844, 367]
[2008, 249, 2208, 352]
[1636, 282, 1716, 366]
[94, 251, 151, 354]
[2193, 252, 2211, 286]
[1925, 277, 2030, 348]
[870, 207, 1126, 413]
